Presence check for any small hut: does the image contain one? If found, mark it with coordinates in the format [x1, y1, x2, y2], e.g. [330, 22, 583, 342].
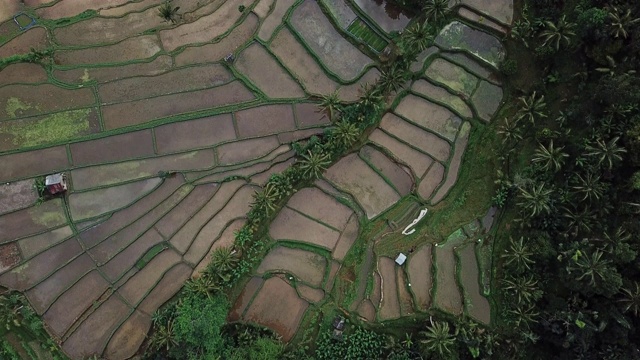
[395, 253, 407, 266]
[45, 173, 67, 195]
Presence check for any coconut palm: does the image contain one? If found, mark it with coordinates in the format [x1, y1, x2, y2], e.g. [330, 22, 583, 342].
[507, 303, 539, 328]
[318, 91, 341, 121]
[251, 182, 280, 215]
[419, 319, 456, 359]
[516, 91, 547, 125]
[298, 150, 331, 179]
[609, 7, 640, 39]
[562, 206, 595, 236]
[539, 15, 576, 50]
[517, 183, 554, 218]
[497, 117, 523, 145]
[402, 20, 433, 51]
[330, 120, 360, 150]
[211, 246, 239, 273]
[184, 275, 219, 299]
[584, 137, 626, 170]
[423, 0, 450, 25]
[571, 249, 610, 287]
[619, 282, 640, 317]
[571, 172, 605, 202]
[502, 236, 535, 273]
[502, 275, 543, 305]
[149, 320, 177, 351]
[359, 83, 383, 109]
[158, 1, 180, 24]
[379, 65, 407, 95]
[532, 140, 569, 172]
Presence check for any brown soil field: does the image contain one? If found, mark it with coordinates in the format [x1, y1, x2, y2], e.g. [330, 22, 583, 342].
[360, 145, 413, 195]
[43, 270, 110, 337]
[371, 271, 382, 307]
[471, 80, 503, 122]
[270, 28, 338, 96]
[379, 113, 451, 162]
[256, 246, 327, 287]
[174, 13, 258, 66]
[297, 284, 324, 303]
[117, 249, 182, 305]
[154, 113, 236, 154]
[54, 35, 162, 66]
[286, 187, 353, 229]
[99, 63, 233, 104]
[154, 184, 220, 238]
[0, 1, 20, 23]
[216, 135, 280, 165]
[293, 102, 328, 128]
[0, 179, 37, 215]
[396, 267, 414, 316]
[0, 63, 48, 84]
[102, 81, 254, 129]
[441, 52, 500, 83]
[0, 145, 69, 183]
[99, 0, 157, 17]
[291, 0, 372, 81]
[433, 246, 463, 315]
[424, 58, 479, 98]
[333, 214, 359, 261]
[18, 226, 73, 259]
[235, 42, 305, 99]
[25, 253, 95, 314]
[0, 84, 95, 120]
[411, 80, 473, 118]
[70, 130, 155, 166]
[253, 0, 274, 18]
[192, 147, 289, 183]
[0, 242, 20, 273]
[325, 154, 400, 219]
[377, 257, 401, 320]
[407, 245, 432, 309]
[431, 122, 471, 204]
[235, 104, 296, 138]
[69, 177, 161, 221]
[369, 129, 434, 178]
[229, 276, 264, 321]
[183, 184, 253, 265]
[458, 244, 491, 324]
[418, 162, 445, 201]
[159, 0, 247, 51]
[0, 199, 66, 244]
[54, 7, 165, 46]
[137, 262, 192, 315]
[357, 299, 376, 322]
[100, 229, 164, 282]
[104, 310, 151, 360]
[394, 94, 462, 142]
[61, 294, 131, 359]
[37, 0, 131, 19]
[269, 207, 342, 249]
[53, 56, 173, 85]
[257, 0, 295, 41]
[276, 128, 324, 144]
[0, 27, 48, 58]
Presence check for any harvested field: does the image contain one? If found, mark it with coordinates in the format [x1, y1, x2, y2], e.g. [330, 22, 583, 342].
[0, 84, 95, 120]
[394, 94, 462, 142]
[0, 27, 48, 58]
[0, 242, 20, 273]
[424, 58, 479, 98]
[441, 52, 499, 83]
[54, 35, 162, 66]
[18, 226, 73, 259]
[431, 122, 471, 204]
[359, 145, 413, 195]
[379, 113, 451, 162]
[333, 214, 359, 261]
[371, 271, 382, 307]
[396, 267, 414, 316]
[235, 104, 296, 138]
[155, 114, 236, 154]
[418, 162, 445, 201]
[137, 263, 192, 315]
[159, 0, 247, 51]
[0, 1, 20, 23]
[458, 7, 507, 33]
[0, 179, 37, 215]
[99, 64, 233, 104]
[435, 21, 505, 68]
[154, 184, 220, 238]
[258, 0, 295, 41]
[0, 63, 48, 85]
[291, 0, 372, 81]
[99, 229, 164, 282]
[256, 246, 326, 287]
[321, 0, 357, 29]
[269, 207, 342, 249]
[471, 80, 503, 122]
[174, 13, 259, 66]
[117, 250, 182, 305]
[70, 130, 154, 166]
[297, 284, 325, 303]
[37, 0, 131, 19]
[270, 27, 338, 95]
[337, 68, 381, 102]
[294, 102, 329, 128]
[353, 0, 410, 32]
[411, 80, 473, 118]
[229, 277, 264, 321]
[434, 244, 463, 315]
[104, 310, 151, 360]
[235, 43, 305, 99]
[286, 187, 353, 229]
[369, 129, 434, 178]
[253, 0, 275, 18]
[101, 81, 254, 129]
[325, 153, 400, 219]
[458, 243, 491, 324]
[461, 0, 514, 25]
[0, 145, 69, 183]
[407, 245, 432, 309]
[0, 199, 66, 244]
[358, 299, 376, 321]
[217, 136, 280, 165]
[53, 56, 173, 84]
[377, 256, 400, 320]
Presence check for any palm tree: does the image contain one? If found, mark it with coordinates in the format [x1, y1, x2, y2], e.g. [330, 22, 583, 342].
[184, 275, 219, 299]
[609, 7, 640, 39]
[532, 140, 569, 172]
[571, 172, 605, 202]
[584, 137, 626, 170]
[501, 275, 542, 305]
[562, 206, 595, 236]
[539, 15, 576, 50]
[402, 20, 433, 51]
[298, 150, 331, 179]
[158, 1, 180, 24]
[359, 83, 383, 109]
[330, 120, 360, 150]
[251, 182, 280, 215]
[210, 246, 239, 272]
[517, 183, 554, 218]
[570, 249, 610, 287]
[507, 303, 539, 328]
[379, 65, 407, 95]
[318, 91, 341, 121]
[497, 117, 523, 145]
[516, 91, 547, 125]
[149, 320, 177, 351]
[419, 319, 456, 359]
[618, 282, 640, 317]
[422, 0, 450, 25]
[501, 236, 535, 273]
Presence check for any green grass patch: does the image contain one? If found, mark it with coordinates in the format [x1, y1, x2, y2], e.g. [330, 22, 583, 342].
[2, 108, 93, 148]
[136, 243, 168, 270]
[347, 19, 387, 52]
[15, 14, 33, 28]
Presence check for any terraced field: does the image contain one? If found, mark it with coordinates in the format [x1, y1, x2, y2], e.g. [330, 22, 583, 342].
[0, 0, 512, 357]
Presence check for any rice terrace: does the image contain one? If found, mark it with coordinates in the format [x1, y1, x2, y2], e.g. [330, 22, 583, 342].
[0, 0, 516, 358]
